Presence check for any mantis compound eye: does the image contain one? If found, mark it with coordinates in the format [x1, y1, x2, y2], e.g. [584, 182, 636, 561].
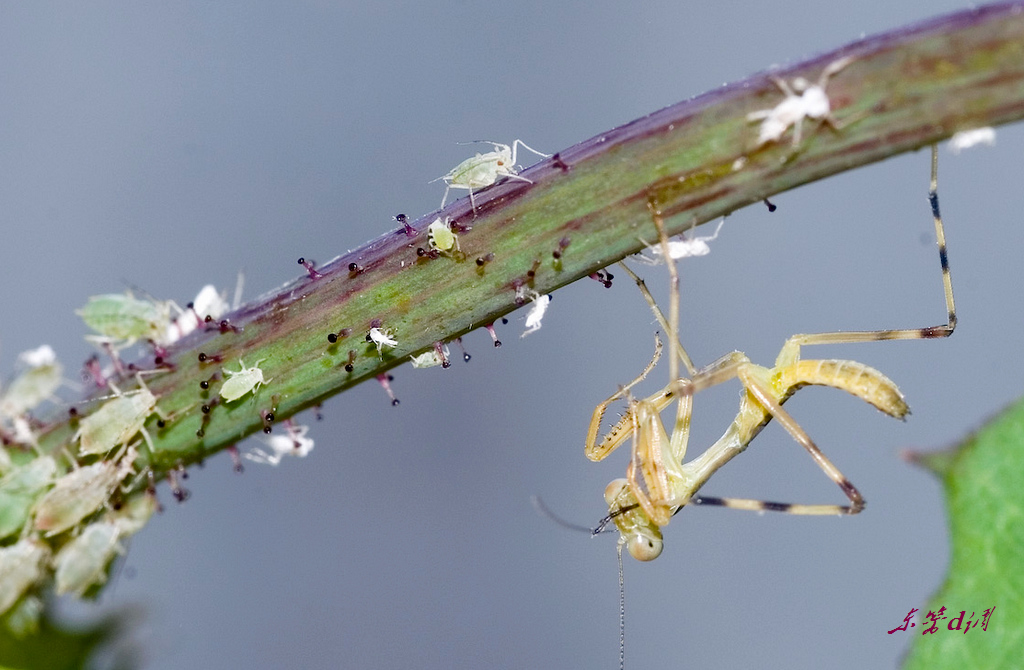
[627, 533, 663, 562]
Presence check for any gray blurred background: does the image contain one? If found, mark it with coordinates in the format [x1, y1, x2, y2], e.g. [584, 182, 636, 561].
[1, 2, 1020, 668]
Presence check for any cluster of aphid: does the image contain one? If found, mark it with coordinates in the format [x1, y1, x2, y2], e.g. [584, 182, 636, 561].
[0, 343, 161, 629]
[0, 279, 313, 632]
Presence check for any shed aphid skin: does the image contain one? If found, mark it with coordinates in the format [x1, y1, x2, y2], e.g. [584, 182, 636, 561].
[368, 327, 398, 357]
[0, 539, 50, 617]
[747, 55, 854, 148]
[588, 146, 955, 561]
[948, 127, 996, 154]
[518, 289, 552, 338]
[219, 359, 270, 403]
[167, 284, 231, 343]
[245, 421, 314, 466]
[410, 343, 451, 369]
[77, 291, 179, 350]
[34, 445, 139, 536]
[638, 217, 726, 264]
[434, 139, 550, 212]
[0, 345, 64, 424]
[427, 217, 460, 254]
[53, 492, 157, 596]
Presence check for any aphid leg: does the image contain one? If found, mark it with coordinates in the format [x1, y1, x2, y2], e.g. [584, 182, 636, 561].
[102, 342, 126, 377]
[763, 197, 777, 212]
[376, 373, 400, 406]
[508, 139, 552, 165]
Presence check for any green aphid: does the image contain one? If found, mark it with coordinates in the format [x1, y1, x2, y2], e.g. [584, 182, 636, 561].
[75, 383, 159, 457]
[0, 345, 63, 418]
[0, 539, 49, 617]
[0, 456, 57, 540]
[219, 359, 269, 402]
[33, 446, 137, 536]
[427, 217, 460, 253]
[76, 292, 176, 349]
[54, 491, 156, 596]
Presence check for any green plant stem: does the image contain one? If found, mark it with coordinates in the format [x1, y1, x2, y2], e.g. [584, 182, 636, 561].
[30, 2, 1024, 481]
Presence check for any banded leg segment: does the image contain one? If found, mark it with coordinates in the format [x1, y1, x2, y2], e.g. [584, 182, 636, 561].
[775, 144, 955, 366]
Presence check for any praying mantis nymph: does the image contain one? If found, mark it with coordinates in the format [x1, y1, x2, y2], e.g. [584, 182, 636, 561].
[588, 144, 955, 561]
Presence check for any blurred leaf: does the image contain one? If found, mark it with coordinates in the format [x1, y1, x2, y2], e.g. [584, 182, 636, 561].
[0, 603, 140, 670]
[902, 397, 1024, 668]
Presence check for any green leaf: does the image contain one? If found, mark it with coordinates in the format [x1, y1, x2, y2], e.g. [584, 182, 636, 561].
[902, 397, 1024, 668]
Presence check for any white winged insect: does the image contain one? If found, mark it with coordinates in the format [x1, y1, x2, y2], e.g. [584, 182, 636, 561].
[747, 56, 854, 148]
[219, 359, 269, 403]
[434, 140, 550, 212]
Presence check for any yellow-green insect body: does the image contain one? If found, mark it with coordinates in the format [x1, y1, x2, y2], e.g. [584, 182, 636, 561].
[33, 446, 138, 536]
[219, 359, 269, 402]
[53, 492, 156, 596]
[435, 139, 549, 211]
[427, 217, 459, 253]
[75, 387, 158, 456]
